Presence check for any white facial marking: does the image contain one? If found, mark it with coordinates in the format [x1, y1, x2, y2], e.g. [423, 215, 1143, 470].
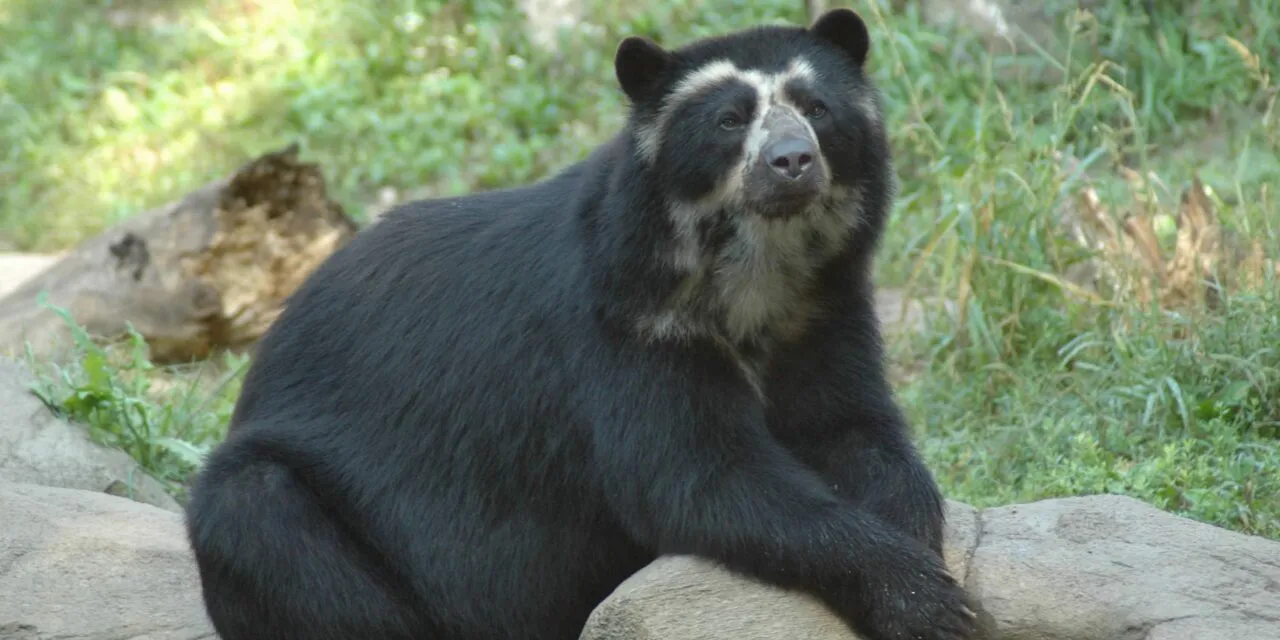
[670, 59, 744, 102]
[636, 58, 821, 166]
[634, 60, 741, 162]
[635, 56, 879, 390]
[667, 202, 703, 272]
[634, 61, 743, 163]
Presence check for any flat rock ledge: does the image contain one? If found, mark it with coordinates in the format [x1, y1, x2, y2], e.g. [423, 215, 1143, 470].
[0, 481, 215, 640]
[581, 497, 1280, 640]
[2, 475, 1278, 640]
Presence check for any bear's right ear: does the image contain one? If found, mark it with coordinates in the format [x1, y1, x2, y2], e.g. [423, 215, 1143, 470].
[615, 37, 672, 104]
[810, 8, 870, 69]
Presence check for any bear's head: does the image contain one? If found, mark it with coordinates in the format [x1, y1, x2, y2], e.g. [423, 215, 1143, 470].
[614, 8, 890, 225]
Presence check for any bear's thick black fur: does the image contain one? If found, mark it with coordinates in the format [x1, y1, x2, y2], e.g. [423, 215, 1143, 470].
[185, 8, 976, 640]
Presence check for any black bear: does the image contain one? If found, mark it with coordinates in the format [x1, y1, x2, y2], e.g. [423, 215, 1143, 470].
[184, 8, 977, 640]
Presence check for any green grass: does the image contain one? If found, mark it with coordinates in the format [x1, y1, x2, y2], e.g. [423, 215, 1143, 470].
[902, 289, 1280, 537]
[5, 0, 1278, 537]
[25, 300, 246, 500]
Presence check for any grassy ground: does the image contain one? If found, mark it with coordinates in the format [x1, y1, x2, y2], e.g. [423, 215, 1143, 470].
[5, 0, 1278, 538]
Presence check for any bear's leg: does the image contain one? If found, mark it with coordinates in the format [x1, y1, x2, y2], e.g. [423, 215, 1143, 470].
[812, 419, 947, 555]
[590, 339, 974, 640]
[766, 292, 947, 555]
[185, 434, 433, 640]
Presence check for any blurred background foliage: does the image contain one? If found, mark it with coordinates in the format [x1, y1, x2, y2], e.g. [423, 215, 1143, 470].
[2, 0, 1277, 537]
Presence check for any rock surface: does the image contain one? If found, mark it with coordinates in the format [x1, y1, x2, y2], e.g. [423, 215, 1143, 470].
[0, 357, 180, 512]
[579, 554, 862, 640]
[0, 481, 1277, 640]
[581, 496, 1280, 640]
[3, 339, 1277, 640]
[0, 481, 215, 640]
[578, 501, 991, 640]
[968, 494, 1280, 640]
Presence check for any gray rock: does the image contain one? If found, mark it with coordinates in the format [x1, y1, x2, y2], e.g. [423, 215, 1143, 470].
[0, 481, 214, 640]
[581, 496, 1280, 640]
[579, 555, 862, 640]
[0, 357, 181, 512]
[579, 501, 987, 640]
[941, 496, 983, 582]
[968, 494, 1280, 640]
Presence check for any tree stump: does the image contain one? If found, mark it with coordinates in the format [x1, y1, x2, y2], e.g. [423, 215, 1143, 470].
[0, 145, 359, 364]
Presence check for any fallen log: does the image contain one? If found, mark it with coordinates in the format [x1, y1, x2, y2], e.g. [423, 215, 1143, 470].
[0, 144, 359, 364]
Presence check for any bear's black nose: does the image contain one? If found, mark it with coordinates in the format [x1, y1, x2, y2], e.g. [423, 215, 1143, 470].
[766, 138, 815, 180]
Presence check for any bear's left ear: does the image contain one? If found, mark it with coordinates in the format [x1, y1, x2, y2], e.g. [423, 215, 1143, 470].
[615, 36, 673, 104]
[810, 8, 870, 69]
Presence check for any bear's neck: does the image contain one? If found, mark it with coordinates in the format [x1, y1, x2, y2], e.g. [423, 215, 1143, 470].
[578, 136, 860, 375]
[651, 196, 858, 341]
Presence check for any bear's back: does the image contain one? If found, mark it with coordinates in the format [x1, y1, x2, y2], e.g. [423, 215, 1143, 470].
[226, 151, 607, 440]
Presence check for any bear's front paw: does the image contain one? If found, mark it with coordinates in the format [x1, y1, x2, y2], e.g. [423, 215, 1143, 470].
[846, 546, 978, 640]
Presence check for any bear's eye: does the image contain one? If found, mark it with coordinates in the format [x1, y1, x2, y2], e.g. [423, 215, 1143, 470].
[718, 114, 744, 131]
[805, 101, 828, 119]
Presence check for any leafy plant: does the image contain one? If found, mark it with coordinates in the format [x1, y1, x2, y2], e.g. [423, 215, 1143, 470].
[26, 296, 246, 501]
